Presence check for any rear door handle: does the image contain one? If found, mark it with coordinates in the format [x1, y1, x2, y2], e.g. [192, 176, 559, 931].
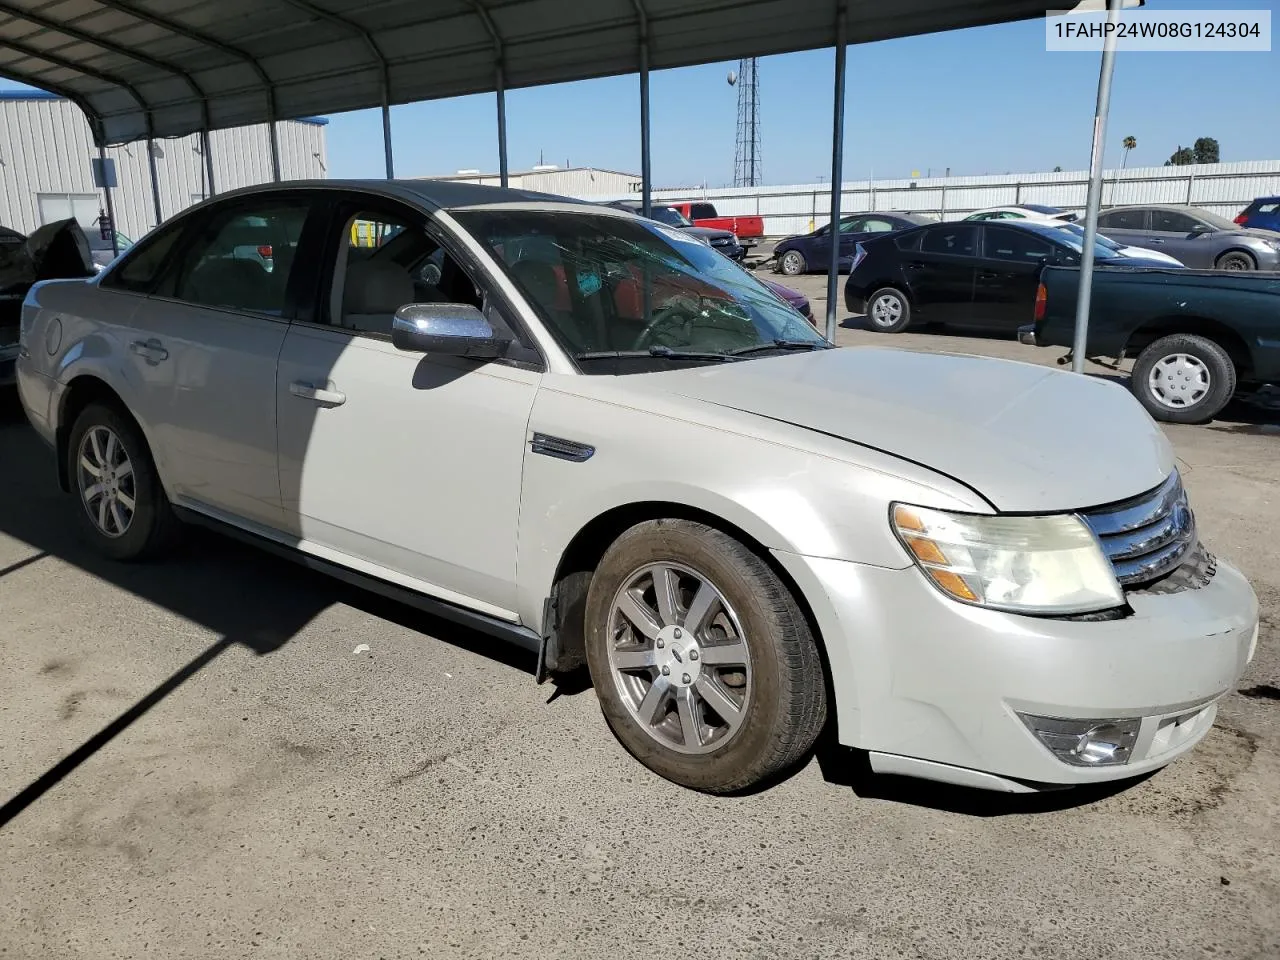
[290, 380, 347, 406]
[1146, 238, 1165, 244]
[906, 261, 926, 271]
[129, 338, 168, 363]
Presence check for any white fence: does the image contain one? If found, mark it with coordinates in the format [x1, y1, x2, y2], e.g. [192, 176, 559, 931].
[624, 160, 1280, 238]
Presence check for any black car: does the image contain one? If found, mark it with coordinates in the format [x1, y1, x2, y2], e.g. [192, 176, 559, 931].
[603, 200, 744, 261]
[844, 220, 1177, 334]
[772, 212, 932, 276]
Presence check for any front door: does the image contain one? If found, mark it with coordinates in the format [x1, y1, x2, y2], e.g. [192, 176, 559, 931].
[969, 225, 1056, 330]
[907, 223, 979, 323]
[1147, 208, 1214, 267]
[123, 196, 315, 529]
[273, 200, 541, 616]
[839, 216, 898, 271]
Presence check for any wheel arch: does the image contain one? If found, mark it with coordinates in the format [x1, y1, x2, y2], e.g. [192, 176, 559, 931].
[539, 499, 840, 732]
[1124, 316, 1253, 380]
[55, 375, 135, 493]
[1214, 246, 1258, 268]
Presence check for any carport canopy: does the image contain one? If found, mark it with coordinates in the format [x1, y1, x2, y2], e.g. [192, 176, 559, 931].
[0, 0, 1049, 146]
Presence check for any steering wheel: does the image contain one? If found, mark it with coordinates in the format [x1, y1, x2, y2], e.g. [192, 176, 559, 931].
[632, 303, 697, 350]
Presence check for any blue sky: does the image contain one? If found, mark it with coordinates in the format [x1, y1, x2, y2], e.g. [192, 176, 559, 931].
[2, 0, 1276, 187]
[335, 0, 1276, 186]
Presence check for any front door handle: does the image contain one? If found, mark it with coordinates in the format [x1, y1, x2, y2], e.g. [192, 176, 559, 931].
[906, 261, 926, 271]
[290, 380, 347, 406]
[1146, 238, 1165, 244]
[129, 338, 168, 363]
[978, 271, 1001, 280]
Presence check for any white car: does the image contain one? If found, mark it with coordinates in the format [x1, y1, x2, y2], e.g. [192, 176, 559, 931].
[965, 204, 1079, 224]
[15, 182, 1259, 795]
[1054, 221, 1184, 267]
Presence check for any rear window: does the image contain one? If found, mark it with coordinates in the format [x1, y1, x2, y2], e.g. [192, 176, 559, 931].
[894, 231, 922, 252]
[690, 203, 717, 219]
[1250, 201, 1280, 215]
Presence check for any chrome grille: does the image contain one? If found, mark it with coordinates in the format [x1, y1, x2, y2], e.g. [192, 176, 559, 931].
[1081, 472, 1196, 587]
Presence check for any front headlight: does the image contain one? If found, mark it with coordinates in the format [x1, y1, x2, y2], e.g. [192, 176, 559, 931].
[891, 504, 1124, 615]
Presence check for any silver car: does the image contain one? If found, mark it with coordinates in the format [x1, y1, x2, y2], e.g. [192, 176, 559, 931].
[13, 180, 1261, 795]
[1096, 205, 1280, 271]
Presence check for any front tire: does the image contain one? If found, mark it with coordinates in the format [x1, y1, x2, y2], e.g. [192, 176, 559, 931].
[584, 519, 827, 794]
[67, 402, 179, 560]
[1130, 333, 1236, 424]
[865, 287, 912, 333]
[778, 249, 807, 276]
[1214, 251, 1255, 271]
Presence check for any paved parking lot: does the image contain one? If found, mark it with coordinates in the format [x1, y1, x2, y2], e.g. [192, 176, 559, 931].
[1, 297, 1278, 959]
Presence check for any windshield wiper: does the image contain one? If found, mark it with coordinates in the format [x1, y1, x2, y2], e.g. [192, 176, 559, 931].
[727, 339, 832, 357]
[575, 345, 739, 363]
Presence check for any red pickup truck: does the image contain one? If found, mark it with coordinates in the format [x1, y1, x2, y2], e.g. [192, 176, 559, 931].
[666, 201, 765, 248]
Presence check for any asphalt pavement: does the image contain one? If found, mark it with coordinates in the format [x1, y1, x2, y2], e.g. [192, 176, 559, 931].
[1, 311, 1277, 959]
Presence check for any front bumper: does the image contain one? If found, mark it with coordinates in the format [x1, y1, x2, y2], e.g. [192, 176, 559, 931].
[775, 550, 1259, 790]
[1017, 324, 1038, 346]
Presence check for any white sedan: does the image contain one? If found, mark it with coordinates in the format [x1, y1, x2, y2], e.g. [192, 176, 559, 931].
[15, 182, 1258, 794]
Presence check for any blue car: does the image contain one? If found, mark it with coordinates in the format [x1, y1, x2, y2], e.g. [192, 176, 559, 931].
[1235, 196, 1280, 233]
[772, 212, 932, 276]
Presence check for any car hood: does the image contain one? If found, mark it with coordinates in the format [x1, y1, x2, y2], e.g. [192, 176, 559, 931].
[681, 225, 735, 241]
[761, 279, 806, 306]
[640, 347, 1172, 512]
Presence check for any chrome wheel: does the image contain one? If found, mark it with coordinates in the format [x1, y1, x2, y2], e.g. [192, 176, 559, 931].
[77, 425, 136, 538]
[1147, 353, 1211, 409]
[870, 293, 903, 327]
[607, 562, 751, 755]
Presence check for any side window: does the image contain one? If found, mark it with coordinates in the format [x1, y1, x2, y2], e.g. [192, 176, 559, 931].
[894, 231, 922, 252]
[104, 221, 186, 293]
[1100, 209, 1147, 230]
[921, 224, 977, 256]
[837, 218, 862, 234]
[690, 203, 717, 220]
[1152, 210, 1199, 234]
[1258, 202, 1280, 214]
[984, 226, 1053, 262]
[860, 218, 897, 233]
[329, 208, 482, 337]
[171, 201, 309, 315]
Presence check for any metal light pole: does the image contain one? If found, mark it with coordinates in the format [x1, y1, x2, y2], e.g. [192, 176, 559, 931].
[825, 7, 847, 342]
[1070, 0, 1122, 373]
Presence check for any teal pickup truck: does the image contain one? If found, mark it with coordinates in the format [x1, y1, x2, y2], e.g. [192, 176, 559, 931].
[1019, 266, 1280, 424]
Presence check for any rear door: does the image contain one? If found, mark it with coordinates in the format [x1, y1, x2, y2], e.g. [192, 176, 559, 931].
[1146, 209, 1212, 266]
[904, 223, 979, 322]
[970, 225, 1056, 330]
[1097, 208, 1151, 249]
[121, 194, 319, 529]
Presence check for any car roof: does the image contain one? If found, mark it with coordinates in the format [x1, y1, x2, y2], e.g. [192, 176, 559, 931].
[189, 178, 593, 213]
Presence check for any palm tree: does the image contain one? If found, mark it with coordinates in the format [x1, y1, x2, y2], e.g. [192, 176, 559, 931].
[1121, 136, 1137, 169]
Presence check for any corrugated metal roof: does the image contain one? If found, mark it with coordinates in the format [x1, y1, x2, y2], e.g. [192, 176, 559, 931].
[0, 0, 1047, 145]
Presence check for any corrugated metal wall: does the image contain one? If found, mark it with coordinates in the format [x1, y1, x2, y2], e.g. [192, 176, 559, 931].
[0, 96, 327, 242]
[622, 161, 1280, 237]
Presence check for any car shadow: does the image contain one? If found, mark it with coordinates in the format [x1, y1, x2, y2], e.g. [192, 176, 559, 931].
[0, 390, 561, 829]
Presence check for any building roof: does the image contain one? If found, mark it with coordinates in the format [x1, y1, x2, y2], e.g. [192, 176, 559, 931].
[0, 88, 328, 125]
[0, 0, 1049, 146]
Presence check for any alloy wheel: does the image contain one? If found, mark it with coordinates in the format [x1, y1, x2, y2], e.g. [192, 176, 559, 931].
[606, 562, 751, 755]
[77, 425, 137, 538]
[870, 294, 903, 327]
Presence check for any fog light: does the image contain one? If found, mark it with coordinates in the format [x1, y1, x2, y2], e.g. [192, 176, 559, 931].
[1019, 714, 1141, 767]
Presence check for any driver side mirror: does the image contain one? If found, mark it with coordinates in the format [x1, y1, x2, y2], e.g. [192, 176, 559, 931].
[391, 303, 511, 360]
[1190, 223, 1214, 236]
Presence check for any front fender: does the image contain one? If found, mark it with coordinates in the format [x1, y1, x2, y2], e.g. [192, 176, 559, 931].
[514, 381, 987, 628]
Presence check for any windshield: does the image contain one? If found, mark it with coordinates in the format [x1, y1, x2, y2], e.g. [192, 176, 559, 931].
[1193, 210, 1239, 231]
[1055, 222, 1122, 251]
[1018, 222, 1119, 260]
[650, 206, 694, 228]
[454, 210, 827, 370]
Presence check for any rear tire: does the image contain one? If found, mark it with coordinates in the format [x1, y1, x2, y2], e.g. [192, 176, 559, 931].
[1130, 333, 1236, 424]
[583, 519, 827, 794]
[67, 402, 179, 560]
[865, 287, 912, 333]
[1215, 251, 1255, 271]
[778, 249, 807, 276]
